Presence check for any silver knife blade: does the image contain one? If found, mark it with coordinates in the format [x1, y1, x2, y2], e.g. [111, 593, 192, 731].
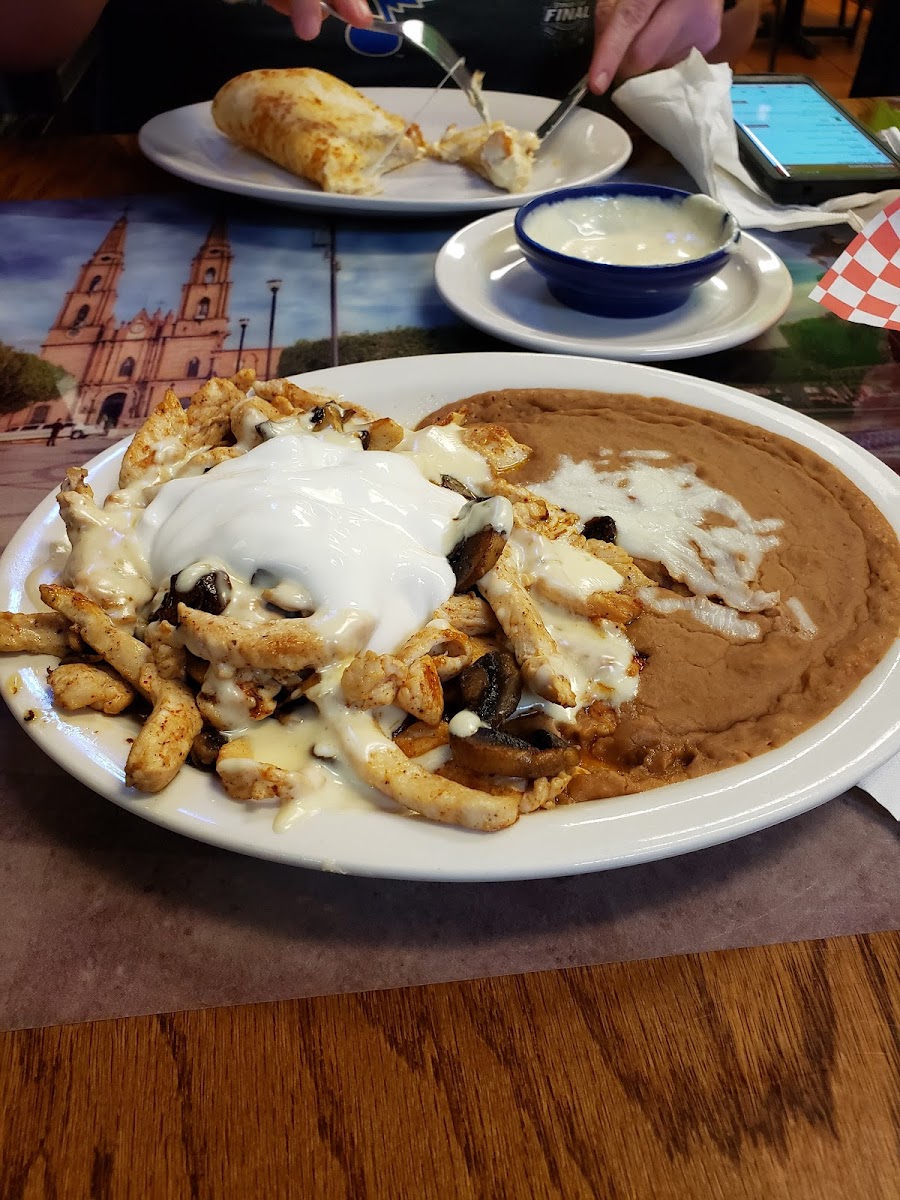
[535, 74, 589, 142]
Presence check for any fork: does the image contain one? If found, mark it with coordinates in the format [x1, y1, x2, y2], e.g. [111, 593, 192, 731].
[320, 3, 490, 125]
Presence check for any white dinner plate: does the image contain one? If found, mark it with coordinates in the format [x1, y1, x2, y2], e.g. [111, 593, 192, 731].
[2, 353, 900, 882]
[435, 212, 793, 361]
[138, 91, 632, 215]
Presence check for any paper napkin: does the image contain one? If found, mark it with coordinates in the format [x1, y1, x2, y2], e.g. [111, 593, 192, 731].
[857, 754, 900, 821]
[809, 197, 900, 329]
[612, 51, 900, 233]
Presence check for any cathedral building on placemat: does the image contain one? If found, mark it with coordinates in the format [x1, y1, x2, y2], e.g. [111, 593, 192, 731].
[0, 214, 281, 435]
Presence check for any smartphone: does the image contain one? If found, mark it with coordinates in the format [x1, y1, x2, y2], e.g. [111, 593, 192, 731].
[731, 75, 900, 205]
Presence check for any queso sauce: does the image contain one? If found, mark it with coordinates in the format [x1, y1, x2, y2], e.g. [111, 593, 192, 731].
[427, 388, 900, 799]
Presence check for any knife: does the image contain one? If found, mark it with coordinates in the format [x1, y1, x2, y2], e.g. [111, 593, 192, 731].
[535, 74, 590, 143]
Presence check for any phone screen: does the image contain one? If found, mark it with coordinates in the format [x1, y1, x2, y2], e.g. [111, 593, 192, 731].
[731, 81, 894, 171]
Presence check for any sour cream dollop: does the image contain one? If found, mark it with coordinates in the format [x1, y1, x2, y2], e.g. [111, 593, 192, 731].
[137, 435, 467, 653]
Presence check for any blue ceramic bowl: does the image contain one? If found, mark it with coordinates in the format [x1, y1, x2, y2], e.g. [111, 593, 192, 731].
[514, 183, 741, 318]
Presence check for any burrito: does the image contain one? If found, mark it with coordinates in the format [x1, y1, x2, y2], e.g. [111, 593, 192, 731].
[212, 68, 427, 196]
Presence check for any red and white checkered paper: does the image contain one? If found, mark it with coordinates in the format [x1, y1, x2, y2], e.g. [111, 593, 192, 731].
[810, 196, 900, 330]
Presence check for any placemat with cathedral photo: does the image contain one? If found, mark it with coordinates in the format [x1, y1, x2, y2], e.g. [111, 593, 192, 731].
[4, 194, 899, 465]
[0, 194, 472, 447]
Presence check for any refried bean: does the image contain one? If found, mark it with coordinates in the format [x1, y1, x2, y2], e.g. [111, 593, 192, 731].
[426, 388, 900, 800]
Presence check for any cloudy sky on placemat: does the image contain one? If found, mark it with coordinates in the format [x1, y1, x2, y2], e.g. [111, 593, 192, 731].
[334, 226, 454, 335]
[0, 196, 454, 354]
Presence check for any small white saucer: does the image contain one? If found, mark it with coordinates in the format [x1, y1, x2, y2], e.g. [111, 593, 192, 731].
[435, 210, 793, 362]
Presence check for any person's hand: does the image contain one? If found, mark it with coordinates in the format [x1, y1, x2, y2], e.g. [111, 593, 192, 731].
[590, 0, 723, 93]
[266, 0, 373, 41]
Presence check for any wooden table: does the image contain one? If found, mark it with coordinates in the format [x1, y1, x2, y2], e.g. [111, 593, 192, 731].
[1, 135, 898, 1199]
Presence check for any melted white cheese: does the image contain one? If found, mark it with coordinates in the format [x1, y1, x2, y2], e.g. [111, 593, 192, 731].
[62, 494, 155, 624]
[236, 700, 401, 823]
[530, 594, 639, 709]
[785, 597, 818, 639]
[448, 709, 485, 738]
[511, 527, 622, 599]
[199, 662, 263, 732]
[414, 745, 454, 772]
[449, 495, 514, 548]
[536, 455, 782, 613]
[397, 423, 493, 488]
[639, 589, 762, 641]
[243, 706, 359, 779]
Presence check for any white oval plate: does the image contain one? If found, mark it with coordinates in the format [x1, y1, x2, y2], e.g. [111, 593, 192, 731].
[435, 211, 793, 361]
[138, 91, 632, 215]
[2, 353, 899, 882]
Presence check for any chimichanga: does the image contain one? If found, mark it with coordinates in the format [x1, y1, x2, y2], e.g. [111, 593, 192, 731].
[212, 68, 427, 196]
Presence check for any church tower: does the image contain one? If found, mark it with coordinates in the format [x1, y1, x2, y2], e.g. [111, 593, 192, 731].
[42, 214, 126, 380]
[154, 217, 233, 392]
[175, 218, 233, 331]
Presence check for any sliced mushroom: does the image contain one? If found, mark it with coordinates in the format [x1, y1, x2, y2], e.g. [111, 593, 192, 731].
[582, 515, 617, 543]
[458, 650, 521, 726]
[255, 418, 305, 443]
[185, 652, 208, 686]
[148, 587, 178, 627]
[502, 709, 577, 745]
[449, 528, 507, 592]
[440, 475, 478, 501]
[277, 670, 319, 711]
[449, 721, 579, 779]
[190, 727, 227, 771]
[178, 569, 231, 615]
[255, 420, 280, 442]
[447, 496, 514, 592]
[309, 402, 345, 432]
[150, 568, 232, 626]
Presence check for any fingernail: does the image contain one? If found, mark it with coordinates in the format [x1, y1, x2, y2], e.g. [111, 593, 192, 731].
[295, 12, 322, 39]
[351, 0, 372, 21]
[591, 70, 609, 94]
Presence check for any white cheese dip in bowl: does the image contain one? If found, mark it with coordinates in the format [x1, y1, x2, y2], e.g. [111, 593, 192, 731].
[514, 183, 740, 317]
